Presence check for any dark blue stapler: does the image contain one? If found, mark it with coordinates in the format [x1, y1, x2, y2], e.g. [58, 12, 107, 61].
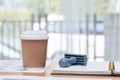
[59, 53, 87, 68]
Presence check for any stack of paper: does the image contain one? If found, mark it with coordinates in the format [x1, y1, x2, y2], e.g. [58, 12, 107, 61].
[0, 75, 112, 80]
[0, 60, 50, 73]
[52, 62, 120, 76]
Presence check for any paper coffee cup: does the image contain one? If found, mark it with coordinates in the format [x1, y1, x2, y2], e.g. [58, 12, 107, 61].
[21, 30, 48, 68]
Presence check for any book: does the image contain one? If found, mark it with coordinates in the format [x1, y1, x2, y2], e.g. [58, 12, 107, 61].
[51, 61, 120, 76]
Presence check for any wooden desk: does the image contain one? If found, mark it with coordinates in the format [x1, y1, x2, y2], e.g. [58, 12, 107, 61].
[0, 60, 120, 80]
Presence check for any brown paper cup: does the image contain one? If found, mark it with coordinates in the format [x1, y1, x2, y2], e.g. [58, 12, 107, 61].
[21, 30, 48, 68]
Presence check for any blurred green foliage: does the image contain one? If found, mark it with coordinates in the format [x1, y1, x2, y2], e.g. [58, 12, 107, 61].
[0, 0, 113, 20]
[86, 0, 112, 16]
[0, 10, 32, 20]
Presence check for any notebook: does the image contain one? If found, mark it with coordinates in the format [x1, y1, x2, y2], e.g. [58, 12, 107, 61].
[0, 60, 50, 73]
[51, 61, 120, 76]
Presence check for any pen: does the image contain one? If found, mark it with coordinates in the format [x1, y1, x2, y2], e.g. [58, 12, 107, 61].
[109, 61, 115, 76]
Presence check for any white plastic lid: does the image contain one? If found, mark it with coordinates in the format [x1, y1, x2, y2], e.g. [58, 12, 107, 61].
[21, 30, 48, 40]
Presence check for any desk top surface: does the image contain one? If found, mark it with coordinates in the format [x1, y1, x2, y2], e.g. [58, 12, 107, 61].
[0, 60, 120, 80]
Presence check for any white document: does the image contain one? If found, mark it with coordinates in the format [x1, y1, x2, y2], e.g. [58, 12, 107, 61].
[0, 60, 50, 73]
[0, 75, 112, 80]
[52, 62, 120, 75]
